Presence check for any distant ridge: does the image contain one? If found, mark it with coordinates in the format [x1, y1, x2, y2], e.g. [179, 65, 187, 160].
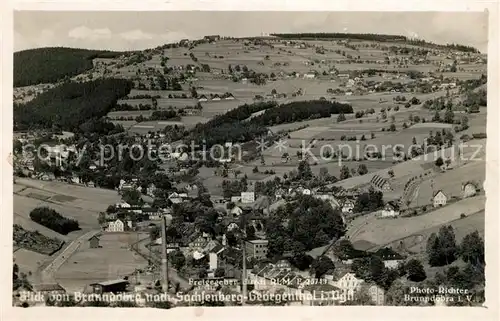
[270, 32, 480, 53]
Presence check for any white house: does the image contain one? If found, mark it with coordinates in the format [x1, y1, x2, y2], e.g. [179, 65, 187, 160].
[230, 206, 243, 217]
[302, 188, 312, 196]
[146, 183, 157, 197]
[334, 272, 364, 297]
[241, 192, 255, 204]
[198, 95, 208, 102]
[462, 182, 478, 198]
[211, 94, 221, 101]
[303, 72, 316, 79]
[366, 284, 385, 305]
[380, 201, 400, 218]
[106, 219, 124, 232]
[433, 190, 448, 208]
[342, 200, 355, 214]
[230, 196, 242, 203]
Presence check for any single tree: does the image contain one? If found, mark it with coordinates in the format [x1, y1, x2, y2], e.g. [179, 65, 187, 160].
[406, 259, 427, 282]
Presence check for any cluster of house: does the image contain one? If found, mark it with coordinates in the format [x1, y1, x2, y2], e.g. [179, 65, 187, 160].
[197, 93, 235, 102]
[246, 253, 398, 306]
[380, 181, 480, 218]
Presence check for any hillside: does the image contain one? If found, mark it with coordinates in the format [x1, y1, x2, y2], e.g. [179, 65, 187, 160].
[14, 78, 133, 132]
[14, 47, 123, 87]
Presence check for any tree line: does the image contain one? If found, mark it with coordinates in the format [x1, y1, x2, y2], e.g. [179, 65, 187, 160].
[14, 78, 133, 132]
[29, 206, 80, 235]
[271, 33, 407, 42]
[14, 47, 123, 87]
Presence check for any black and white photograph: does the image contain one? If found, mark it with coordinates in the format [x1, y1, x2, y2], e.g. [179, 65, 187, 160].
[4, 5, 498, 315]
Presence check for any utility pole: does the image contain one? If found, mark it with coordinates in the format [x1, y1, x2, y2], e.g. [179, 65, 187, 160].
[241, 238, 247, 306]
[161, 215, 169, 293]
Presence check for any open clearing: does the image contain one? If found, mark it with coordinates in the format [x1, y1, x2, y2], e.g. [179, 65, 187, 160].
[55, 232, 148, 293]
[15, 178, 121, 212]
[14, 193, 102, 234]
[347, 195, 485, 248]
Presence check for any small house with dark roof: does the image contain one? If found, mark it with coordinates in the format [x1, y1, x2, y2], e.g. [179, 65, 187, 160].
[89, 235, 100, 248]
[90, 279, 129, 294]
[198, 95, 208, 102]
[373, 247, 405, 269]
[380, 201, 400, 218]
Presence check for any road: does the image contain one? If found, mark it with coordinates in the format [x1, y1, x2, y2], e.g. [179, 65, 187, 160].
[41, 230, 100, 283]
[130, 237, 192, 292]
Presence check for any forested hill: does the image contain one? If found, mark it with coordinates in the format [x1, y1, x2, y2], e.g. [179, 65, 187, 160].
[14, 78, 133, 132]
[271, 33, 479, 53]
[14, 47, 123, 87]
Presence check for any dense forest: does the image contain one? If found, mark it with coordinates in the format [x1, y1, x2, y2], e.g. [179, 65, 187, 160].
[188, 101, 277, 146]
[188, 100, 352, 147]
[249, 100, 353, 126]
[14, 47, 124, 86]
[29, 207, 80, 235]
[266, 196, 345, 256]
[14, 78, 133, 132]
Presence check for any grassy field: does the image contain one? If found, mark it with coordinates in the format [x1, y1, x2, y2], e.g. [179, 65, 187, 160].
[347, 195, 486, 249]
[407, 210, 484, 253]
[15, 178, 122, 213]
[54, 232, 148, 293]
[14, 194, 101, 232]
[14, 248, 50, 278]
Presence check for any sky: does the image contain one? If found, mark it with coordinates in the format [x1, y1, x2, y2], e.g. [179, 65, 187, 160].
[14, 11, 489, 53]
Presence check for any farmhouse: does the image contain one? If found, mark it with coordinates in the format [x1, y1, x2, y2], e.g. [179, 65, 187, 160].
[341, 199, 355, 214]
[380, 201, 400, 218]
[370, 175, 391, 191]
[334, 272, 364, 297]
[106, 219, 125, 232]
[433, 190, 448, 207]
[198, 95, 208, 102]
[374, 248, 405, 269]
[462, 181, 479, 198]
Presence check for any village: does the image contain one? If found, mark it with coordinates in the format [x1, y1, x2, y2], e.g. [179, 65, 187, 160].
[12, 30, 486, 308]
